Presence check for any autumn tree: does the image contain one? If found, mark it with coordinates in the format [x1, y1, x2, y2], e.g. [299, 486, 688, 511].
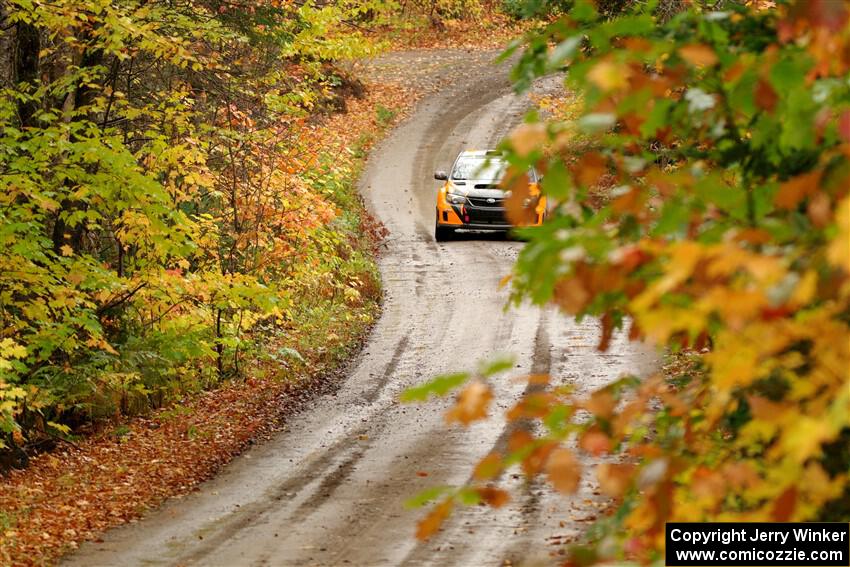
[408, 0, 850, 561]
[0, 0, 384, 455]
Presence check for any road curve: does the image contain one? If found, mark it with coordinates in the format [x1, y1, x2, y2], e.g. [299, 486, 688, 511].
[65, 50, 655, 567]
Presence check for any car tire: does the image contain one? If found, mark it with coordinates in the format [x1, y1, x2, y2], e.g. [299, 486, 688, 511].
[434, 218, 454, 242]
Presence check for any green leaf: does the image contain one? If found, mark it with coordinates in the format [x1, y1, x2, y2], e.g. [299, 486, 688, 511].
[548, 36, 582, 70]
[400, 372, 470, 403]
[404, 485, 453, 509]
[478, 356, 515, 378]
[541, 160, 572, 201]
[456, 487, 482, 506]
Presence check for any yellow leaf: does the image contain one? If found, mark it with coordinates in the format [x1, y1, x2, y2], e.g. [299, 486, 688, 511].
[778, 416, 835, 461]
[789, 270, 817, 307]
[587, 59, 631, 91]
[60, 244, 74, 257]
[827, 196, 850, 272]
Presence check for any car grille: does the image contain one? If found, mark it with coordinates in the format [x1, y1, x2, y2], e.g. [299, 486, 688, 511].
[466, 207, 507, 224]
[467, 196, 504, 208]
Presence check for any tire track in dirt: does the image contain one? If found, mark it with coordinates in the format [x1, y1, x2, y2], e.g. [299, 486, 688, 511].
[64, 49, 656, 567]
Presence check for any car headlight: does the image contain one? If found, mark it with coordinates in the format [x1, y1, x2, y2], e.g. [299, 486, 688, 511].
[445, 192, 467, 205]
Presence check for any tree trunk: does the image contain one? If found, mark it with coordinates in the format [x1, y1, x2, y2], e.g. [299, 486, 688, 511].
[14, 21, 40, 127]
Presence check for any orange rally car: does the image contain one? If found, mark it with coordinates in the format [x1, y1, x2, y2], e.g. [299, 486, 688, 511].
[433, 150, 546, 241]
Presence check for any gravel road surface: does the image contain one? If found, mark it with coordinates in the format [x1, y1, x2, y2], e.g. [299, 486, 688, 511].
[65, 49, 655, 567]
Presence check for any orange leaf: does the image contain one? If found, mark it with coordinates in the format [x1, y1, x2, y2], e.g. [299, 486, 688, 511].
[573, 152, 607, 188]
[506, 392, 557, 421]
[721, 462, 760, 489]
[546, 448, 581, 494]
[678, 44, 718, 67]
[755, 78, 778, 112]
[839, 110, 850, 142]
[445, 382, 492, 426]
[476, 487, 510, 508]
[747, 395, 788, 421]
[579, 430, 611, 456]
[416, 498, 453, 540]
[508, 429, 534, 454]
[526, 374, 550, 386]
[612, 186, 644, 214]
[623, 37, 652, 53]
[584, 389, 616, 419]
[553, 276, 590, 315]
[509, 123, 546, 158]
[771, 485, 797, 522]
[503, 169, 537, 226]
[724, 61, 747, 83]
[775, 170, 822, 209]
[523, 441, 556, 477]
[597, 463, 635, 498]
[597, 312, 615, 352]
[807, 192, 831, 227]
[691, 467, 726, 500]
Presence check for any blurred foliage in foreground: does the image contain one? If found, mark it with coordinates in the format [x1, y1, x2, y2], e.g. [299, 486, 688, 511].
[408, 0, 850, 562]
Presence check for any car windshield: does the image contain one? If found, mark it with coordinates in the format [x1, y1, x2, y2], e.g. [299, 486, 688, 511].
[451, 156, 507, 181]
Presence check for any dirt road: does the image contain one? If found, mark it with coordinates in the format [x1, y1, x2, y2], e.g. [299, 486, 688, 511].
[65, 50, 655, 567]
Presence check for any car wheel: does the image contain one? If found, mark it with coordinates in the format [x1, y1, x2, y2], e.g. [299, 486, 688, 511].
[434, 218, 454, 242]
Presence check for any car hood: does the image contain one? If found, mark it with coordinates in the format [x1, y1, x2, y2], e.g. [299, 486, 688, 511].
[448, 179, 504, 198]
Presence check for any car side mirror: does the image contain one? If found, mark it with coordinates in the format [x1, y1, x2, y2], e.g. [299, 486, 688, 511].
[434, 170, 448, 180]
